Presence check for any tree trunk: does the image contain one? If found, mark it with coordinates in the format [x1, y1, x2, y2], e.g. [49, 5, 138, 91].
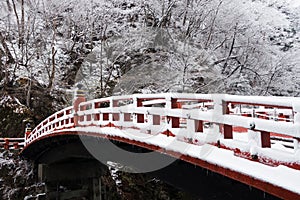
[20, 0, 25, 47]
[205, 1, 222, 48]
[48, 46, 57, 89]
[222, 26, 237, 74]
[26, 77, 32, 107]
[0, 32, 15, 64]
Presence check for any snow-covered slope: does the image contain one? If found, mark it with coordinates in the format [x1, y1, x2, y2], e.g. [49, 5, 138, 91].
[0, 0, 299, 98]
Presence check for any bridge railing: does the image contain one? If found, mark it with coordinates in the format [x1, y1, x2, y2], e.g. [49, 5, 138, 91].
[0, 138, 24, 150]
[25, 93, 300, 162]
[75, 94, 300, 149]
[25, 106, 74, 145]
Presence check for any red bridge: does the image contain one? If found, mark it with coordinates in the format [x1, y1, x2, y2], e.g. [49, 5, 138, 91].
[21, 92, 300, 199]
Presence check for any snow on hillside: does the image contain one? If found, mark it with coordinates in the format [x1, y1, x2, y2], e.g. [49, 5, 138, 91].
[288, 0, 300, 7]
[0, 0, 299, 99]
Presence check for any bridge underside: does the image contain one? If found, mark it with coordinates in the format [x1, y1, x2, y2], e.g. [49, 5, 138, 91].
[21, 132, 293, 199]
[22, 135, 112, 199]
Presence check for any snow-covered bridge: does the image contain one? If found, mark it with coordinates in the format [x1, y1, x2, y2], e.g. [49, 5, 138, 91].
[21, 92, 300, 199]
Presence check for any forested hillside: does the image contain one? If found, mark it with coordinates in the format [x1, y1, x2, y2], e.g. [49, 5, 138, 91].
[1, 0, 299, 136]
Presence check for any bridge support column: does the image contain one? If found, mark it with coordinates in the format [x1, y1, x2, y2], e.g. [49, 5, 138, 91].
[92, 177, 103, 200]
[39, 160, 108, 200]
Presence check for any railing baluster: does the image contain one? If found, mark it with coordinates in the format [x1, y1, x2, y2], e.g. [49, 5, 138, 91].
[135, 97, 144, 123]
[261, 131, 271, 148]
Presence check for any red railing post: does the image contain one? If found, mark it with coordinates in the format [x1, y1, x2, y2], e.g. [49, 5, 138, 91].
[73, 87, 86, 127]
[112, 99, 119, 121]
[194, 101, 204, 132]
[24, 120, 32, 140]
[124, 113, 131, 122]
[4, 138, 9, 150]
[25, 127, 31, 139]
[171, 98, 180, 128]
[13, 142, 19, 149]
[136, 98, 144, 123]
[153, 115, 160, 125]
[261, 131, 271, 148]
[195, 120, 203, 132]
[223, 102, 233, 139]
[213, 96, 233, 139]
